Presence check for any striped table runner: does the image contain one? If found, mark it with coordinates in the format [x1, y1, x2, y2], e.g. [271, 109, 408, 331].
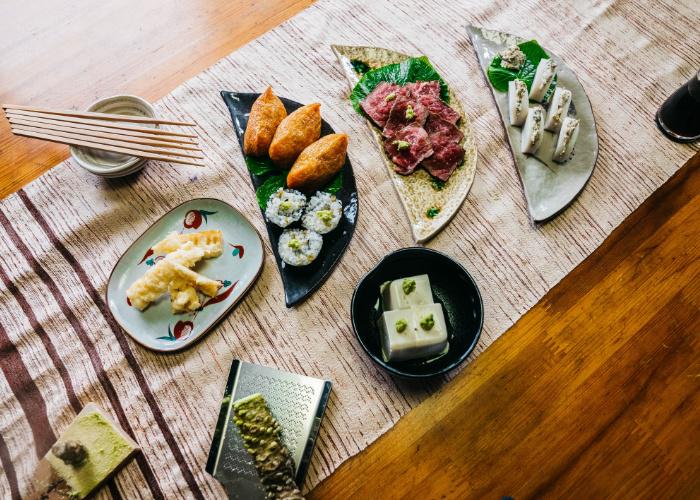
[1, 0, 698, 497]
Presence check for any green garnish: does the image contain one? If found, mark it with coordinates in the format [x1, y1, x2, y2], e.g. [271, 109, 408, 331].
[316, 210, 334, 224]
[402, 278, 416, 295]
[395, 319, 408, 333]
[419, 314, 435, 331]
[405, 105, 415, 121]
[426, 207, 441, 218]
[486, 40, 556, 101]
[350, 59, 371, 75]
[279, 201, 293, 212]
[349, 56, 449, 115]
[385, 92, 396, 102]
[393, 140, 410, 151]
[288, 238, 302, 250]
[431, 178, 446, 191]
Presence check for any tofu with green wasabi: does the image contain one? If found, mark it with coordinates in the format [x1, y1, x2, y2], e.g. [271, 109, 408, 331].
[378, 303, 448, 362]
[380, 274, 433, 310]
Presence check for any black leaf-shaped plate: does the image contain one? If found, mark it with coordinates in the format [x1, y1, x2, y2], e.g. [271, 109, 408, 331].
[221, 91, 359, 307]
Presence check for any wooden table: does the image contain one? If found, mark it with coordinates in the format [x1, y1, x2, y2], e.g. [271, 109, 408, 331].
[2, 1, 698, 498]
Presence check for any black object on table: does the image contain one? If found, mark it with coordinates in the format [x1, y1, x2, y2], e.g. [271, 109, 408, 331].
[656, 69, 700, 143]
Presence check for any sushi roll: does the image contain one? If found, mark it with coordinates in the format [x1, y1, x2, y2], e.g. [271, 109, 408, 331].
[265, 188, 306, 228]
[530, 58, 557, 102]
[521, 105, 545, 155]
[302, 192, 343, 234]
[545, 87, 572, 132]
[508, 79, 529, 126]
[553, 117, 580, 163]
[278, 228, 323, 266]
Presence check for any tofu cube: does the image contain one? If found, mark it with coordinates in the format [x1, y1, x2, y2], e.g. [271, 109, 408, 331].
[380, 274, 433, 311]
[378, 309, 417, 362]
[378, 303, 448, 362]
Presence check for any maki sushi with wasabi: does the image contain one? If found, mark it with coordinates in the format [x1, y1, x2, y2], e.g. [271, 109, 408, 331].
[278, 229, 323, 267]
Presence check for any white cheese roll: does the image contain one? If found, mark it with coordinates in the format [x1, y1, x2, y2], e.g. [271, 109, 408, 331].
[553, 117, 580, 163]
[508, 79, 529, 126]
[521, 105, 545, 155]
[530, 58, 557, 102]
[545, 87, 572, 132]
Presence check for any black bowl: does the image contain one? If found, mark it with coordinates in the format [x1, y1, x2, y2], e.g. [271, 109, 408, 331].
[351, 247, 483, 378]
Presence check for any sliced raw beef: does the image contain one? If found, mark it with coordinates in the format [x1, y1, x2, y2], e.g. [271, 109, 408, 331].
[382, 95, 428, 139]
[424, 115, 464, 144]
[383, 124, 434, 175]
[360, 82, 401, 127]
[406, 80, 441, 98]
[422, 142, 465, 181]
[418, 94, 460, 125]
[422, 116, 465, 181]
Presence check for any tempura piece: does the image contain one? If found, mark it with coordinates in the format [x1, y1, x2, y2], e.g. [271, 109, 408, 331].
[169, 279, 201, 313]
[286, 133, 348, 192]
[243, 87, 287, 156]
[126, 244, 204, 310]
[152, 230, 223, 258]
[169, 262, 222, 297]
[268, 103, 322, 168]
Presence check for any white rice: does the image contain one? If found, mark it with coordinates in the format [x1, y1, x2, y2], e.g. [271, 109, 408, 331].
[265, 188, 307, 227]
[302, 192, 343, 234]
[278, 229, 323, 266]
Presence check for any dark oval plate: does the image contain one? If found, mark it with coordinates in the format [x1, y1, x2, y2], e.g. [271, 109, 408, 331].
[221, 91, 359, 307]
[351, 247, 483, 378]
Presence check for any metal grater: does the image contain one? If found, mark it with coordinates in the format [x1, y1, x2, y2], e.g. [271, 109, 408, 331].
[206, 360, 332, 499]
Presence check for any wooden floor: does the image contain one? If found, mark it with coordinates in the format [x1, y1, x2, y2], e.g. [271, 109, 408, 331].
[2, 1, 698, 498]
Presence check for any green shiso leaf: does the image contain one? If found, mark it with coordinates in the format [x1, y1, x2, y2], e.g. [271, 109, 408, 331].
[487, 40, 556, 95]
[323, 171, 343, 194]
[349, 56, 449, 115]
[245, 156, 277, 176]
[255, 173, 286, 210]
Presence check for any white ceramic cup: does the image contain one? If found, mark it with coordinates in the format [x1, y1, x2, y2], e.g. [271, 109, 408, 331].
[70, 95, 156, 177]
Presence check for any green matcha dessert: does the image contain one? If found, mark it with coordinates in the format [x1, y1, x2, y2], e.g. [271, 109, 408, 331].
[232, 394, 304, 500]
[30, 403, 139, 500]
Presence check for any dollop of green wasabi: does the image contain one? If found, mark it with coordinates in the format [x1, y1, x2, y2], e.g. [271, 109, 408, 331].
[402, 278, 416, 295]
[405, 105, 415, 121]
[393, 140, 410, 151]
[288, 238, 302, 250]
[316, 210, 334, 224]
[395, 319, 408, 333]
[420, 313, 435, 330]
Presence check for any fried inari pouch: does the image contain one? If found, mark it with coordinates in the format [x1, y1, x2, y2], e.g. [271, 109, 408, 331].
[243, 87, 287, 156]
[269, 103, 321, 168]
[287, 133, 348, 192]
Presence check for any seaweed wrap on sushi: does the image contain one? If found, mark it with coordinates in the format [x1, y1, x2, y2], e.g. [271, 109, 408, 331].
[302, 192, 342, 234]
[265, 188, 307, 228]
[278, 228, 323, 266]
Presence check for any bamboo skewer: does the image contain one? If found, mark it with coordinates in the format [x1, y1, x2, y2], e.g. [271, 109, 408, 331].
[7, 115, 198, 144]
[11, 128, 205, 167]
[10, 120, 202, 151]
[4, 110, 198, 138]
[2, 104, 196, 127]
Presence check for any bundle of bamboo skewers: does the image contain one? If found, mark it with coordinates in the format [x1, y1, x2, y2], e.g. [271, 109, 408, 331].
[2, 104, 203, 167]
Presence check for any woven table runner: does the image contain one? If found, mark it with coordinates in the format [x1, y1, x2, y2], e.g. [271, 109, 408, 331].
[1, 0, 698, 497]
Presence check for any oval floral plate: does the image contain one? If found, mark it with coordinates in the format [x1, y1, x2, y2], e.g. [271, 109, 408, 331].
[221, 91, 358, 307]
[106, 198, 264, 352]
